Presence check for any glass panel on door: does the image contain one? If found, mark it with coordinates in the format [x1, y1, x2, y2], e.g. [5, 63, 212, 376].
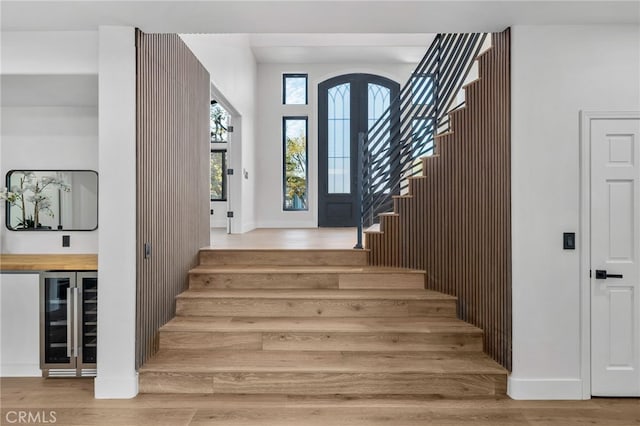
[43, 276, 72, 364]
[368, 83, 391, 194]
[80, 275, 98, 365]
[327, 83, 351, 194]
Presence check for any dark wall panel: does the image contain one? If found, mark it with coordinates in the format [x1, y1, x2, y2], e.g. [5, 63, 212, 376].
[366, 29, 511, 370]
[135, 30, 210, 368]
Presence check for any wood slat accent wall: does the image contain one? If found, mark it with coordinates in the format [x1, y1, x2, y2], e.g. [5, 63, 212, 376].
[366, 29, 511, 370]
[135, 30, 210, 368]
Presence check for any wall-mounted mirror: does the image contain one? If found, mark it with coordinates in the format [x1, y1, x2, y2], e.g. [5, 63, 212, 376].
[3, 170, 98, 231]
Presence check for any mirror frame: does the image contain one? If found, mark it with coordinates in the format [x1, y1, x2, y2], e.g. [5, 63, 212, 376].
[4, 169, 99, 232]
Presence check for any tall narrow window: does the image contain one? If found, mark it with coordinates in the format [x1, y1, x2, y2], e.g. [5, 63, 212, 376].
[210, 101, 229, 143]
[211, 150, 227, 201]
[283, 117, 308, 210]
[283, 74, 308, 105]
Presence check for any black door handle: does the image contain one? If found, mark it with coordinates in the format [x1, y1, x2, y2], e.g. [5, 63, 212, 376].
[595, 270, 623, 279]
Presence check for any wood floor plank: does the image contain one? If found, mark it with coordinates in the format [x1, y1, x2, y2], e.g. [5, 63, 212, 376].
[338, 273, 425, 289]
[139, 350, 506, 374]
[177, 289, 444, 300]
[198, 249, 369, 266]
[189, 265, 425, 275]
[176, 298, 456, 318]
[261, 331, 482, 352]
[211, 372, 506, 396]
[159, 331, 263, 350]
[139, 371, 214, 394]
[188, 407, 528, 426]
[188, 271, 425, 290]
[161, 316, 481, 333]
[2, 379, 639, 426]
[189, 273, 339, 290]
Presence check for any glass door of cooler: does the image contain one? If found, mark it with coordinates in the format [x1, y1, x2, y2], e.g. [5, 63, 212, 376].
[77, 272, 97, 369]
[40, 272, 76, 370]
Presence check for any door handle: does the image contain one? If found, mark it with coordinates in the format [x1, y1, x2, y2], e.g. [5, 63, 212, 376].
[595, 270, 623, 279]
[73, 287, 79, 362]
[66, 288, 73, 357]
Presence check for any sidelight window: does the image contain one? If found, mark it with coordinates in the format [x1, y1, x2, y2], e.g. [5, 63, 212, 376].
[283, 117, 308, 210]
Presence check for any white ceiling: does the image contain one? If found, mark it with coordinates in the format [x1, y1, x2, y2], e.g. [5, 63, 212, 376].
[2, 1, 638, 33]
[249, 33, 436, 63]
[2, 1, 637, 65]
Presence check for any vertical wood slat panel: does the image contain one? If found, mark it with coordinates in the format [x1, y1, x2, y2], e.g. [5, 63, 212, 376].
[135, 30, 210, 368]
[366, 30, 511, 370]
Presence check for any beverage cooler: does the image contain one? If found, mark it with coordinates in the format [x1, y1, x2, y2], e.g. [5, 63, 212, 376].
[40, 271, 97, 377]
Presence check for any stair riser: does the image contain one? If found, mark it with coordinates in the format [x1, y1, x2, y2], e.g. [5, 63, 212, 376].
[190, 273, 338, 290]
[199, 250, 369, 266]
[408, 178, 425, 196]
[139, 372, 506, 396]
[175, 299, 457, 318]
[159, 330, 482, 352]
[189, 273, 425, 290]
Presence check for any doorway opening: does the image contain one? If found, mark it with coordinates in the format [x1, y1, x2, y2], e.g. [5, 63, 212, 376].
[317, 73, 400, 227]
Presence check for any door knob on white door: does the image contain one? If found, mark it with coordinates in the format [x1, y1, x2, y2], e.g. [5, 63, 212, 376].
[595, 269, 624, 279]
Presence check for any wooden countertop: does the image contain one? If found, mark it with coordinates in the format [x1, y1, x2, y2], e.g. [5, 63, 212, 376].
[0, 254, 98, 271]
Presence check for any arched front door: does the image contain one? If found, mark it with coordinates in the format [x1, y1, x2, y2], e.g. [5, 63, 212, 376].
[318, 73, 400, 227]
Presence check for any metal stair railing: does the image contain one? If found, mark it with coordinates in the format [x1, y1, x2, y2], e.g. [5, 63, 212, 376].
[354, 33, 488, 249]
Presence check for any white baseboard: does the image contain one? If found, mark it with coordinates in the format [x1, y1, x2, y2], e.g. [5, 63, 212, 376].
[240, 221, 256, 233]
[94, 373, 138, 399]
[508, 377, 587, 400]
[0, 363, 41, 377]
[210, 218, 226, 228]
[255, 220, 317, 228]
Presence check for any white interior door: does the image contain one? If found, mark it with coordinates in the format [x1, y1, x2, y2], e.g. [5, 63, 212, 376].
[590, 116, 640, 396]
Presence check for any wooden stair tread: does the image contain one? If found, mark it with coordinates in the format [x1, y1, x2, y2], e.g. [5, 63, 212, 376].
[198, 249, 370, 267]
[176, 289, 453, 300]
[199, 249, 370, 253]
[140, 350, 507, 375]
[189, 265, 425, 274]
[161, 316, 482, 334]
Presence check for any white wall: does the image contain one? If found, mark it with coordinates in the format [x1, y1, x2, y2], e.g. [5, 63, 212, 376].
[510, 24, 640, 399]
[0, 33, 99, 379]
[1, 33, 99, 253]
[0, 274, 40, 376]
[0, 106, 99, 253]
[1, 31, 98, 75]
[95, 26, 137, 399]
[180, 34, 258, 233]
[255, 62, 415, 228]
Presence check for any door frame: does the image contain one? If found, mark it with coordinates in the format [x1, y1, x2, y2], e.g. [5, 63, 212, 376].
[210, 83, 241, 233]
[579, 110, 640, 399]
[317, 73, 400, 227]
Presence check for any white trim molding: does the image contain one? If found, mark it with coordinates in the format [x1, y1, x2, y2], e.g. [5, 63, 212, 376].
[508, 377, 584, 400]
[0, 364, 41, 377]
[579, 109, 640, 400]
[94, 373, 138, 399]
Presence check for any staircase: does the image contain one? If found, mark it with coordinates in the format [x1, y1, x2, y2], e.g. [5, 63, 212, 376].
[361, 30, 512, 370]
[139, 248, 507, 397]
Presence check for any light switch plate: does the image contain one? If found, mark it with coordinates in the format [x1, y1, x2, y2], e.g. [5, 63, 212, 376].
[563, 232, 575, 250]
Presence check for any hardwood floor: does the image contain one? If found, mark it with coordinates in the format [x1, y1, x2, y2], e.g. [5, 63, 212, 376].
[2, 378, 639, 426]
[209, 228, 358, 249]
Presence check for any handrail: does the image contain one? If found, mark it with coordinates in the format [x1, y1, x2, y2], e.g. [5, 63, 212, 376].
[356, 33, 488, 245]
